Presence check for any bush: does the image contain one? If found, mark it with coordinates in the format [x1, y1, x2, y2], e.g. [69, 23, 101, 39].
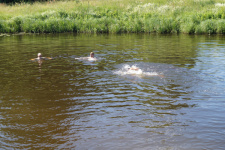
[0, 0, 49, 4]
[216, 20, 225, 34]
[195, 19, 217, 34]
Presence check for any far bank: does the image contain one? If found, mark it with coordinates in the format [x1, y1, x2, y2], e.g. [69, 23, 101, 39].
[0, 0, 225, 34]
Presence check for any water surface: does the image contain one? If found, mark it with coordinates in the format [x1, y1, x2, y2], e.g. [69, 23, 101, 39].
[1, 33, 225, 149]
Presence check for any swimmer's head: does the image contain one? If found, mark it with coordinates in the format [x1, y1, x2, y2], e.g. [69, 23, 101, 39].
[38, 53, 42, 57]
[90, 52, 94, 58]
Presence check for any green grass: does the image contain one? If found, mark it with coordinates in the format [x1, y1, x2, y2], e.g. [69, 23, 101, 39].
[0, 0, 225, 34]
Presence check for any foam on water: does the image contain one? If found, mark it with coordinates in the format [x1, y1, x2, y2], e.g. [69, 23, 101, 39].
[114, 64, 159, 76]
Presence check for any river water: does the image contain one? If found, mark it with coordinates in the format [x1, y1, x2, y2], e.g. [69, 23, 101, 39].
[0, 33, 225, 149]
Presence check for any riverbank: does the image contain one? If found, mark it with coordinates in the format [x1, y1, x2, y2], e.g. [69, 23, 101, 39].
[0, 0, 225, 34]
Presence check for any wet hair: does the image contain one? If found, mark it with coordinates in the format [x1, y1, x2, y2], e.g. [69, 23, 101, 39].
[38, 53, 42, 57]
[90, 52, 94, 57]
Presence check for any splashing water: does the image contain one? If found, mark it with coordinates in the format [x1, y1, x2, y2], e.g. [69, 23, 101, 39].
[114, 64, 159, 76]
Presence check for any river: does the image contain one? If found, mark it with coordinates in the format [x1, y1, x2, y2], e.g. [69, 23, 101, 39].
[0, 33, 225, 149]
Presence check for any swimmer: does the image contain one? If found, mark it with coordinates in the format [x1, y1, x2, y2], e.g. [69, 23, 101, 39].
[37, 53, 43, 60]
[75, 52, 97, 61]
[90, 52, 94, 58]
[128, 66, 139, 71]
[126, 66, 143, 75]
[114, 64, 164, 78]
[31, 53, 52, 61]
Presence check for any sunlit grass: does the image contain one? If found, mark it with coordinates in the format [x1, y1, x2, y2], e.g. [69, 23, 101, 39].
[1, 0, 225, 34]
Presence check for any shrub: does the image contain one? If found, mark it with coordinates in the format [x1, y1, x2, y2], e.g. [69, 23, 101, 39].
[195, 19, 217, 34]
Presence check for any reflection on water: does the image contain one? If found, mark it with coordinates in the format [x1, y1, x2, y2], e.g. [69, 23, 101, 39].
[0, 33, 225, 149]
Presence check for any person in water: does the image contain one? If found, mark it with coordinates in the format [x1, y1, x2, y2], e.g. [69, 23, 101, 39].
[31, 53, 52, 60]
[37, 53, 43, 60]
[90, 52, 94, 58]
[128, 66, 139, 71]
[127, 65, 164, 77]
[75, 52, 97, 61]
[31, 53, 52, 67]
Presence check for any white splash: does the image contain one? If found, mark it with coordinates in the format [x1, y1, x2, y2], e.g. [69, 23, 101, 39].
[114, 64, 159, 76]
[143, 72, 159, 76]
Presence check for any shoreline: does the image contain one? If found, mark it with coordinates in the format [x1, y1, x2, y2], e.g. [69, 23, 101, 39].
[1, 32, 225, 37]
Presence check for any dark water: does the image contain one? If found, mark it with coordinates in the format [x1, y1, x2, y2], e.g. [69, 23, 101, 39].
[1, 33, 225, 150]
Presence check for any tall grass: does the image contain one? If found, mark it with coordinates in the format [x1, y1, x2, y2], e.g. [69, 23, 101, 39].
[1, 0, 225, 34]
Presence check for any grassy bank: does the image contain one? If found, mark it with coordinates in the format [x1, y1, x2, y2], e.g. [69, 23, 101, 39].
[0, 0, 225, 34]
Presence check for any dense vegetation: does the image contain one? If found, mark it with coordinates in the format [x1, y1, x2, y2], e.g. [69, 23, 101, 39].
[0, 0, 225, 34]
[0, 0, 49, 4]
